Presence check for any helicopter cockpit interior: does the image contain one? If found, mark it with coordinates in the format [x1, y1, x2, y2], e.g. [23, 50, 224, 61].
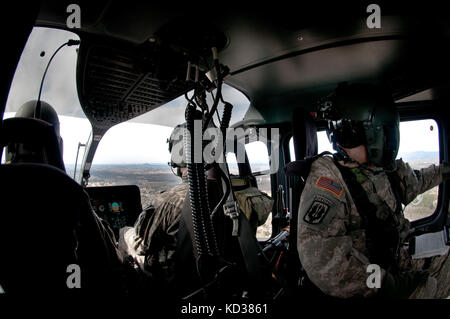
[0, 1, 449, 308]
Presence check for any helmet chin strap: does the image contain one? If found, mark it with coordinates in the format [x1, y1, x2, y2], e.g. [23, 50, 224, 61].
[334, 144, 379, 172]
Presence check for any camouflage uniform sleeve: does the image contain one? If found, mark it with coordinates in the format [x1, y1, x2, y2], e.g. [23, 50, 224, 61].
[395, 159, 443, 205]
[297, 171, 381, 298]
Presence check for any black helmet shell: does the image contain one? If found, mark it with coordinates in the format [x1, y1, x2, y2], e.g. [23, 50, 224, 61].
[15, 100, 61, 137]
[5, 100, 63, 164]
[321, 83, 399, 170]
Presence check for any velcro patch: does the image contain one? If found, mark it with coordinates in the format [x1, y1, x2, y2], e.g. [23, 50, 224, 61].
[315, 176, 343, 198]
[304, 196, 331, 225]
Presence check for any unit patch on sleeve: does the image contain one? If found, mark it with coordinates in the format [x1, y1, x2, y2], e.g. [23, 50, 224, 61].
[314, 176, 343, 198]
[303, 195, 331, 225]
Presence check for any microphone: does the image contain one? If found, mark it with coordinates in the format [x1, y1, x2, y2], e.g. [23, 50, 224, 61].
[34, 39, 81, 118]
[67, 39, 81, 46]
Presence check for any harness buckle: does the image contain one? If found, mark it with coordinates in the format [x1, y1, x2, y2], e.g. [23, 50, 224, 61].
[223, 200, 239, 236]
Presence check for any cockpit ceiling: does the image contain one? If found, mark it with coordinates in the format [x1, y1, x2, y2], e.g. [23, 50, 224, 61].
[227, 39, 402, 108]
[36, 2, 450, 126]
[227, 33, 450, 124]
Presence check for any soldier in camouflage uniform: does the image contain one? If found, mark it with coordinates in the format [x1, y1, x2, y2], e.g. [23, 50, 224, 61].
[132, 174, 188, 283]
[297, 83, 450, 299]
[119, 123, 189, 288]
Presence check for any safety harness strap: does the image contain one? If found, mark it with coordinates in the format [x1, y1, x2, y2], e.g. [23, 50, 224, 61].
[333, 158, 401, 269]
[215, 160, 269, 284]
[333, 159, 377, 228]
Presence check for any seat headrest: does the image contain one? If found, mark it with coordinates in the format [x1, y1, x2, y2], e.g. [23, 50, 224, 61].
[284, 160, 313, 178]
[1, 117, 66, 172]
[292, 108, 318, 160]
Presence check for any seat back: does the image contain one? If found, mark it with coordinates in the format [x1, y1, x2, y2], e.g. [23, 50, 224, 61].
[292, 108, 318, 161]
[0, 164, 122, 294]
[284, 108, 319, 296]
[0, 115, 124, 294]
[287, 107, 318, 249]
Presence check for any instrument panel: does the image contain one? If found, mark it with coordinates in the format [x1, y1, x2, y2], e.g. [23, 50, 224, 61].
[85, 185, 142, 239]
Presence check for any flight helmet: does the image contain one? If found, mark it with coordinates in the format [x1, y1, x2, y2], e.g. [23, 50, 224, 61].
[318, 83, 400, 170]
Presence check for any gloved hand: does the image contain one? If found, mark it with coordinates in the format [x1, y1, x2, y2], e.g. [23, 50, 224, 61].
[378, 270, 429, 299]
[443, 161, 450, 180]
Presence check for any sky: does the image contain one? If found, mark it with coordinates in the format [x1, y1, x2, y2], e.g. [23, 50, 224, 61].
[4, 27, 440, 166]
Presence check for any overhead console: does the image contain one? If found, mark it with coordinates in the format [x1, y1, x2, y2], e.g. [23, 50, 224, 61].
[76, 16, 227, 130]
[76, 40, 195, 130]
[85, 185, 142, 239]
[75, 17, 228, 186]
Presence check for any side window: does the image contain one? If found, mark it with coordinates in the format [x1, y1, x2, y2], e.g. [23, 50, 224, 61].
[398, 120, 439, 221]
[288, 132, 333, 162]
[245, 141, 272, 239]
[289, 137, 295, 161]
[317, 131, 334, 154]
[245, 141, 271, 195]
[61, 116, 92, 181]
[1, 113, 16, 164]
[226, 152, 239, 175]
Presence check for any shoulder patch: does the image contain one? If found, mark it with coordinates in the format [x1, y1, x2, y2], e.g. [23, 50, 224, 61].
[303, 196, 331, 225]
[315, 176, 343, 198]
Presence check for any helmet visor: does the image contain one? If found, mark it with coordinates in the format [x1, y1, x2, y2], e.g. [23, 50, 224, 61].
[331, 120, 367, 149]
